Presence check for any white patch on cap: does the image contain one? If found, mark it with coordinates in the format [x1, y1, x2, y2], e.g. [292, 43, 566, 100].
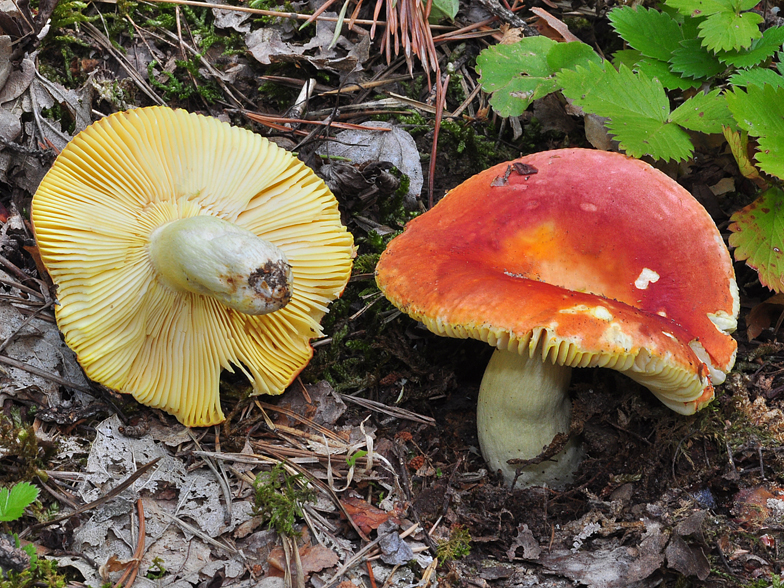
[580, 202, 598, 212]
[559, 305, 613, 321]
[603, 323, 633, 351]
[634, 268, 660, 290]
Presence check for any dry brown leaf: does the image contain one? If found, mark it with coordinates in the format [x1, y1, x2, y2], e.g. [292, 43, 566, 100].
[733, 487, 775, 529]
[341, 496, 399, 535]
[746, 293, 784, 340]
[530, 7, 581, 42]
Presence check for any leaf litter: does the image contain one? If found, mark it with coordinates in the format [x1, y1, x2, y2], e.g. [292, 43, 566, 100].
[2, 0, 784, 584]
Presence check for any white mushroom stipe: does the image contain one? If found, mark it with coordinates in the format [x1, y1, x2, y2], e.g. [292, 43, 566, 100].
[634, 268, 660, 290]
[149, 215, 292, 315]
[477, 349, 583, 488]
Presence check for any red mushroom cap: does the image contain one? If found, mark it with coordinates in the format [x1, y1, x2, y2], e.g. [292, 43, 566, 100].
[376, 148, 738, 414]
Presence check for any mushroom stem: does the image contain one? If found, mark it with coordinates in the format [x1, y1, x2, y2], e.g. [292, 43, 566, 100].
[149, 215, 293, 315]
[476, 349, 583, 488]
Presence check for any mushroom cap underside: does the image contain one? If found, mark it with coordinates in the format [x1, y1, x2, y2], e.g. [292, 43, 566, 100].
[376, 148, 738, 414]
[32, 106, 355, 427]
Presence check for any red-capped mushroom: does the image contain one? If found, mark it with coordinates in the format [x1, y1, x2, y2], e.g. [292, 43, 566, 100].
[376, 148, 738, 487]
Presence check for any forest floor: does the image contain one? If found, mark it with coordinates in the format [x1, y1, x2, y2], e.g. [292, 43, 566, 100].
[1, 0, 784, 586]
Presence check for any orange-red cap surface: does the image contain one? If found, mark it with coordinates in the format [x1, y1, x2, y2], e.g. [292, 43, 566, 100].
[376, 149, 738, 414]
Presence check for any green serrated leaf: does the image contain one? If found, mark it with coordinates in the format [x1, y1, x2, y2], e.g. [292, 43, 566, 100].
[723, 126, 762, 180]
[612, 49, 644, 70]
[737, 0, 760, 11]
[636, 57, 703, 89]
[607, 113, 695, 160]
[430, 0, 459, 20]
[0, 482, 40, 522]
[477, 38, 599, 117]
[726, 84, 784, 179]
[558, 61, 694, 160]
[670, 89, 734, 133]
[546, 42, 601, 71]
[670, 38, 726, 78]
[477, 37, 557, 117]
[666, 0, 727, 18]
[729, 187, 784, 292]
[729, 67, 784, 88]
[666, 0, 763, 51]
[698, 11, 763, 52]
[718, 25, 784, 67]
[608, 6, 684, 62]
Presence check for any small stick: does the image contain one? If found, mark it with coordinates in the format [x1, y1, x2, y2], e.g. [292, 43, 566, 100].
[144, 0, 389, 25]
[0, 354, 95, 394]
[25, 458, 162, 533]
[113, 499, 145, 588]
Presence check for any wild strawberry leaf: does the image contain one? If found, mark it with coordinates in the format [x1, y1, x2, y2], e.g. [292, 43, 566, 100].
[557, 61, 694, 160]
[547, 41, 601, 71]
[636, 57, 702, 89]
[430, 0, 459, 20]
[608, 6, 683, 62]
[670, 38, 726, 79]
[697, 10, 763, 52]
[718, 26, 784, 67]
[477, 38, 599, 117]
[0, 482, 39, 522]
[726, 84, 784, 179]
[729, 187, 784, 293]
[670, 89, 733, 133]
[666, 0, 763, 51]
[728, 67, 784, 89]
[476, 37, 557, 117]
[612, 49, 643, 70]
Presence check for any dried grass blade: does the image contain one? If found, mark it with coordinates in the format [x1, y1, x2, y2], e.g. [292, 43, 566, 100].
[27, 458, 162, 532]
[428, 73, 449, 207]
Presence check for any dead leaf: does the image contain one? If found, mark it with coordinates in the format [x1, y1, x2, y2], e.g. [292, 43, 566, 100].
[99, 554, 134, 581]
[341, 496, 399, 536]
[268, 542, 339, 576]
[0, 35, 11, 89]
[530, 7, 582, 42]
[506, 523, 541, 561]
[378, 520, 414, 565]
[746, 293, 784, 340]
[532, 94, 576, 135]
[675, 510, 707, 543]
[665, 535, 710, 580]
[316, 122, 423, 209]
[734, 487, 775, 529]
[709, 177, 735, 196]
[211, 0, 251, 33]
[539, 519, 666, 588]
[0, 57, 35, 103]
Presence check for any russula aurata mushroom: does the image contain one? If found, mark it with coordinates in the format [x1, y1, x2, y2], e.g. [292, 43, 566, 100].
[376, 148, 738, 487]
[32, 106, 354, 427]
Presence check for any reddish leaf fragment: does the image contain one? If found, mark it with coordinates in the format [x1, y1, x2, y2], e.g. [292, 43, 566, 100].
[341, 496, 400, 536]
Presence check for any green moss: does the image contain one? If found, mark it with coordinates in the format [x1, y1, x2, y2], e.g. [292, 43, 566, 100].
[146, 58, 222, 104]
[50, 0, 96, 28]
[252, 462, 316, 536]
[0, 539, 67, 588]
[146, 557, 168, 579]
[0, 414, 43, 486]
[437, 524, 472, 562]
